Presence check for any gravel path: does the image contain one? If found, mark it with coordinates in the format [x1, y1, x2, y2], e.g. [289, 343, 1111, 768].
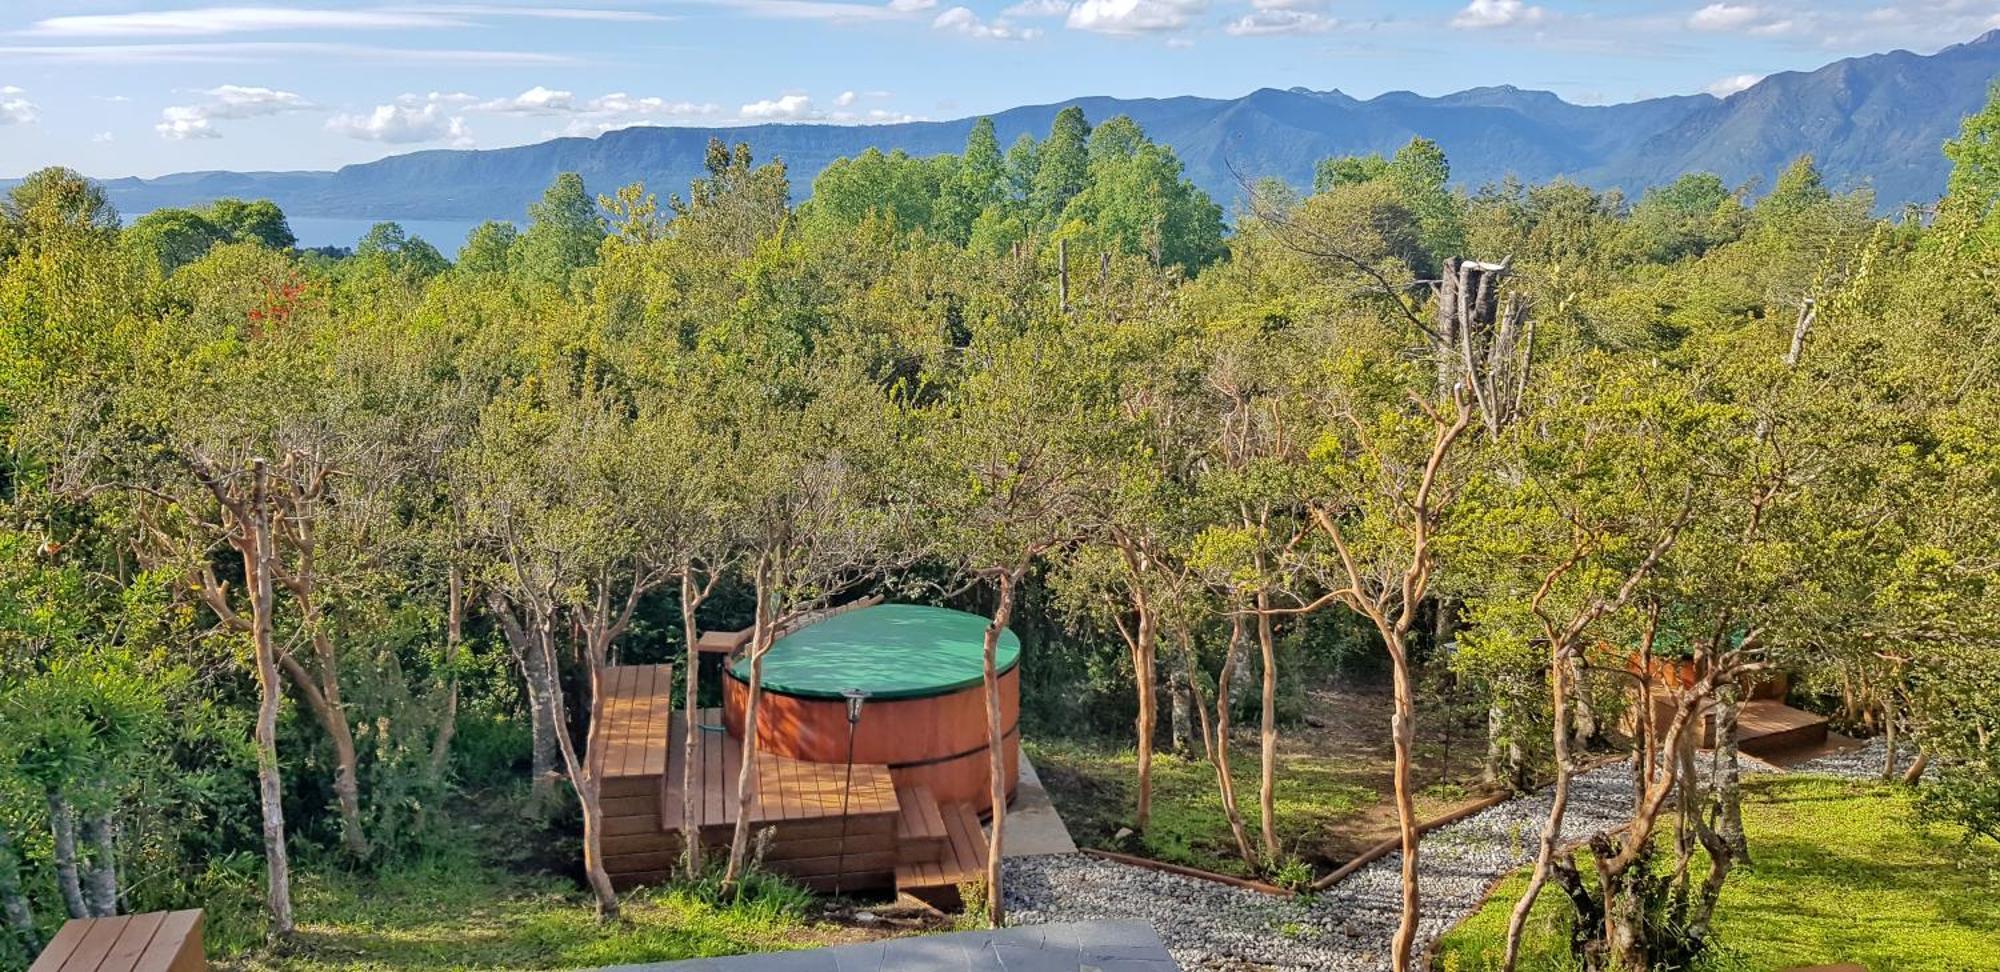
[1007, 739, 1898, 971]
[1788, 736, 1915, 779]
[1006, 763, 1637, 971]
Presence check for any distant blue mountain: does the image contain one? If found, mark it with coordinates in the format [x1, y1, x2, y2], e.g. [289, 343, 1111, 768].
[24, 30, 2000, 225]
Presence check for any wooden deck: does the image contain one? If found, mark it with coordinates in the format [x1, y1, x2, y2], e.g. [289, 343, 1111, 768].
[1737, 699, 1831, 759]
[592, 665, 992, 898]
[29, 911, 205, 972]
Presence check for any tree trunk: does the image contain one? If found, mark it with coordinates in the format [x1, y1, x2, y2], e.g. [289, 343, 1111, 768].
[243, 469, 296, 940]
[679, 569, 707, 878]
[1169, 666, 1193, 755]
[275, 645, 368, 859]
[722, 560, 773, 897]
[429, 566, 465, 787]
[490, 591, 562, 808]
[1713, 687, 1748, 864]
[81, 810, 118, 917]
[1503, 645, 1574, 972]
[1901, 751, 1928, 785]
[1881, 692, 1900, 781]
[46, 793, 88, 920]
[1132, 594, 1156, 835]
[1253, 591, 1279, 863]
[0, 825, 36, 952]
[537, 609, 619, 920]
[982, 571, 1020, 927]
[1185, 620, 1255, 867]
[1386, 641, 1422, 972]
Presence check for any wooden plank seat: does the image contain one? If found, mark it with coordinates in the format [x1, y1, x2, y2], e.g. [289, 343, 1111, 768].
[895, 801, 987, 910]
[895, 784, 949, 865]
[29, 911, 205, 972]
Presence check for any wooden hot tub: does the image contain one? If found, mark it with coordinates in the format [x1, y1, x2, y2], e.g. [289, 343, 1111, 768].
[723, 604, 1020, 812]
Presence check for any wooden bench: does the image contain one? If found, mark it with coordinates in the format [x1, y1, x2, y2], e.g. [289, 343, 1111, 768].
[30, 911, 205, 972]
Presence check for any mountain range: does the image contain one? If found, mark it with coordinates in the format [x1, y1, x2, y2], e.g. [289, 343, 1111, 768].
[31, 30, 2000, 224]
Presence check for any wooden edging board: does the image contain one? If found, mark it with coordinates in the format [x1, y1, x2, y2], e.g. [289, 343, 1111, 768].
[1308, 790, 1514, 891]
[1079, 848, 1296, 898]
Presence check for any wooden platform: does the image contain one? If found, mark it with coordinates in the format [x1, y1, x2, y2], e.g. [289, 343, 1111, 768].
[30, 911, 205, 972]
[1737, 699, 1829, 759]
[596, 679, 903, 893]
[591, 664, 997, 899]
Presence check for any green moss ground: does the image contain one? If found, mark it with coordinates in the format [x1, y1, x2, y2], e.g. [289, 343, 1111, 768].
[1434, 776, 2000, 972]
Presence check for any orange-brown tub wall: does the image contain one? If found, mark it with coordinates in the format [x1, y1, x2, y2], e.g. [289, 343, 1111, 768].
[723, 666, 1020, 812]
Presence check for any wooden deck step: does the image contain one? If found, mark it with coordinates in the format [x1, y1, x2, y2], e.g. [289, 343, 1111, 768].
[895, 785, 949, 865]
[895, 801, 987, 910]
[1738, 700, 1829, 759]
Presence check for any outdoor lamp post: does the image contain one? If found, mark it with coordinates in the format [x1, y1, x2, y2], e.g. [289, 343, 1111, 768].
[834, 687, 870, 896]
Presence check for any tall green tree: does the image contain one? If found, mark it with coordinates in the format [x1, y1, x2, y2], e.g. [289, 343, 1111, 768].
[510, 172, 606, 289]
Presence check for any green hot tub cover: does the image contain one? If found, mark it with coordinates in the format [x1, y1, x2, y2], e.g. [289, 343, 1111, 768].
[727, 603, 1021, 700]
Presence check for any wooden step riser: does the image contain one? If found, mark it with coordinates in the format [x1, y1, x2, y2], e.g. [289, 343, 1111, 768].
[607, 848, 901, 878]
[897, 835, 948, 865]
[1741, 723, 1829, 758]
[601, 816, 894, 857]
[611, 869, 895, 894]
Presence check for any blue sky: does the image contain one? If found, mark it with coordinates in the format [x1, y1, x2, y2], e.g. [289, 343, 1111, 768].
[1, 0, 1996, 178]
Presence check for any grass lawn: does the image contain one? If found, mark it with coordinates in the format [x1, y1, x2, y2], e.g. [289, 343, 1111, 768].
[211, 855, 867, 971]
[204, 787, 895, 971]
[1026, 688, 1488, 879]
[1434, 775, 2000, 972]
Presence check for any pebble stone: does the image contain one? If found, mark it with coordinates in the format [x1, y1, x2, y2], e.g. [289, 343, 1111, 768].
[1006, 742, 1894, 971]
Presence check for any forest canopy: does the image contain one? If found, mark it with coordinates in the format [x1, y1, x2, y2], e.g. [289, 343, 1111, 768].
[2, 98, 1999, 972]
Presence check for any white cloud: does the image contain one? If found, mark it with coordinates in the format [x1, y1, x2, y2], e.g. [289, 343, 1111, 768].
[1065, 0, 1206, 34]
[475, 85, 578, 114]
[934, 5, 1042, 38]
[1450, 0, 1545, 29]
[1226, 8, 1335, 34]
[561, 94, 724, 133]
[1687, 3, 1762, 31]
[1, 86, 37, 125]
[31, 7, 463, 37]
[326, 101, 472, 144]
[92, 131, 115, 142]
[0, 42, 572, 65]
[1705, 72, 1763, 96]
[1004, 0, 1071, 14]
[835, 90, 859, 106]
[397, 4, 674, 22]
[740, 93, 818, 120]
[156, 84, 313, 139]
[30, 4, 669, 37]
[681, 0, 931, 21]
